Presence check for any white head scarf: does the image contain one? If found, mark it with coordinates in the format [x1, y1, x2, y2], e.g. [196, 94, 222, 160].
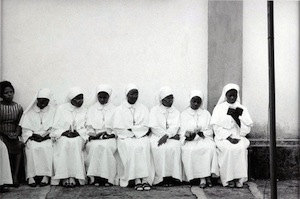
[20, 88, 55, 136]
[216, 83, 241, 105]
[23, 88, 52, 114]
[211, 83, 253, 128]
[189, 89, 204, 109]
[66, 87, 83, 103]
[92, 84, 112, 105]
[158, 86, 173, 103]
[125, 83, 138, 96]
[97, 84, 112, 96]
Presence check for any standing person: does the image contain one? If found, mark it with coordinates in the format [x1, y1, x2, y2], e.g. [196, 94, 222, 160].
[180, 90, 218, 188]
[50, 87, 87, 187]
[0, 140, 12, 192]
[210, 83, 253, 188]
[113, 84, 154, 191]
[20, 88, 55, 187]
[85, 84, 117, 186]
[0, 81, 24, 187]
[149, 86, 182, 186]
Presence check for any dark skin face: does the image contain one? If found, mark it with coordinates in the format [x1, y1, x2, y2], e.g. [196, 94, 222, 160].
[161, 95, 174, 108]
[71, 94, 84, 108]
[37, 98, 50, 109]
[97, 92, 109, 105]
[2, 87, 14, 103]
[127, 89, 138, 105]
[190, 96, 202, 110]
[226, 89, 238, 104]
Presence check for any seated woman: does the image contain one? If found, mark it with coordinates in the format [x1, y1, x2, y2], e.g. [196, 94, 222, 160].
[20, 88, 55, 187]
[180, 90, 218, 188]
[0, 81, 24, 187]
[149, 86, 182, 186]
[50, 87, 87, 187]
[85, 84, 117, 186]
[0, 139, 13, 192]
[113, 84, 154, 191]
[210, 83, 253, 188]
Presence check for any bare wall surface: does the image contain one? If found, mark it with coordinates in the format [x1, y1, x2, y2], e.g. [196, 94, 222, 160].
[208, 1, 243, 113]
[243, 0, 299, 139]
[1, 0, 208, 111]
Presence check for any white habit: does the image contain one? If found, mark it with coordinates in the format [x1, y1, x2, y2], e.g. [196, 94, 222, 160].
[149, 87, 182, 185]
[50, 87, 87, 185]
[20, 88, 55, 180]
[113, 84, 154, 187]
[210, 83, 253, 186]
[180, 90, 218, 181]
[0, 140, 12, 185]
[85, 84, 117, 185]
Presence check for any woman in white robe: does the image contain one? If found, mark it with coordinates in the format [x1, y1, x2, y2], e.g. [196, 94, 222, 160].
[149, 87, 182, 186]
[210, 83, 253, 188]
[113, 84, 154, 191]
[50, 87, 87, 187]
[0, 139, 12, 192]
[20, 88, 55, 187]
[85, 84, 117, 186]
[180, 90, 218, 188]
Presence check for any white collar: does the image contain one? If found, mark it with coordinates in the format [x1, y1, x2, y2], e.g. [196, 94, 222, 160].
[187, 107, 203, 116]
[67, 103, 81, 112]
[96, 102, 108, 110]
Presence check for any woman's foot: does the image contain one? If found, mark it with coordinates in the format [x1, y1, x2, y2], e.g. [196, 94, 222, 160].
[199, 178, 206, 189]
[40, 176, 49, 187]
[62, 179, 69, 187]
[89, 176, 95, 185]
[69, 178, 76, 188]
[235, 179, 243, 188]
[206, 177, 213, 188]
[134, 178, 143, 191]
[104, 182, 113, 187]
[0, 186, 9, 193]
[28, 177, 37, 187]
[227, 180, 235, 188]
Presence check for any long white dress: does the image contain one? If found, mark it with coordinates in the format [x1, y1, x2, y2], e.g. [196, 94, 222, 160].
[21, 104, 55, 180]
[210, 84, 253, 186]
[50, 103, 87, 185]
[113, 101, 154, 187]
[0, 139, 12, 185]
[149, 104, 182, 185]
[85, 102, 117, 185]
[180, 107, 218, 181]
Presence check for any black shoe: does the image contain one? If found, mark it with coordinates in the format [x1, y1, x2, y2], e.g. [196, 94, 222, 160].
[40, 182, 49, 187]
[28, 182, 37, 187]
[0, 186, 9, 193]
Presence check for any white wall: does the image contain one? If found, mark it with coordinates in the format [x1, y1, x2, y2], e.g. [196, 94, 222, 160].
[2, 0, 208, 111]
[243, 0, 299, 139]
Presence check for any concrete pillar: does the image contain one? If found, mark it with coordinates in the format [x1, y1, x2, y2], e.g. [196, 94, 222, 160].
[208, 1, 243, 113]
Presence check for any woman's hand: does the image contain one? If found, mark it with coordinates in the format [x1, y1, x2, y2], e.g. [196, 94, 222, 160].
[29, 134, 44, 142]
[158, 134, 169, 146]
[42, 134, 51, 141]
[62, 130, 70, 137]
[185, 133, 196, 141]
[194, 128, 205, 138]
[227, 137, 240, 144]
[88, 135, 97, 141]
[70, 130, 80, 138]
[170, 134, 180, 140]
